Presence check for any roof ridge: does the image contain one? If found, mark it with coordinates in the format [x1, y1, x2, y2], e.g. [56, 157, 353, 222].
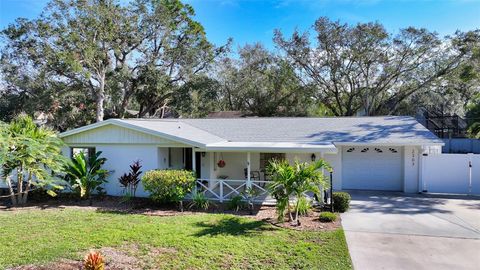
[120, 116, 414, 121]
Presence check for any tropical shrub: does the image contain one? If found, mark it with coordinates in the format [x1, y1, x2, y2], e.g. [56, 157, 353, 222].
[268, 159, 331, 225]
[297, 196, 312, 216]
[188, 192, 211, 210]
[332, 192, 351, 213]
[319, 212, 337, 222]
[142, 169, 196, 211]
[84, 251, 105, 270]
[242, 187, 259, 214]
[118, 160, 142, 199]
[0, 115, 67, 205]
[226, 195, 246, 212]
[64, 151, 109, 201]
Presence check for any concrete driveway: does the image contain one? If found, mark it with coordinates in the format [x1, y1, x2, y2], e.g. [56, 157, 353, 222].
[341, 191, 480, 270]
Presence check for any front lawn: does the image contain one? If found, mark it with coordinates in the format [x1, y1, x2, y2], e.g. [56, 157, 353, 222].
[0, 208, 351, 269]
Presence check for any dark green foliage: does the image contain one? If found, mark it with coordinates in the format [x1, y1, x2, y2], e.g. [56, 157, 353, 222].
[188, 192, 212, 210]
[268, 159, 331, 224]
[297, 196, 312, 216]
[332, 192, 351, 213]
[0, 0, 228, 127]
[226, 195, 246, 212]
[64, 151, 109, 200]
[319, 212, 337, 222]
[142, 170, 196, 208]
[0, 115, 67, 205]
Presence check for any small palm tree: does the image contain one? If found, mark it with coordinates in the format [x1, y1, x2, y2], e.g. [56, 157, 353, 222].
[65, 151, 109, 203]
[268, 159, 295, 222]
[268, 159, 331, 225]
[0, 115, 67, 205]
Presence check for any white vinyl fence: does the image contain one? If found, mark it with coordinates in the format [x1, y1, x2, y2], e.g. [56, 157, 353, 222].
[422, 153, 480, 195]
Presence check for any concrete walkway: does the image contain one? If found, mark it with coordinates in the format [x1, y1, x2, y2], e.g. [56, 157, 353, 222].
[341, 191, 480, 270]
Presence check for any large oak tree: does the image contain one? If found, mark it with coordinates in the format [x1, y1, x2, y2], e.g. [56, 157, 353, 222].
[274, 17, 473, 116]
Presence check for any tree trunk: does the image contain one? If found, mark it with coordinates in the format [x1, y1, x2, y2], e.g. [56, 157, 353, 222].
[5, 175, 17, 206]
[96, 72, 106, 122]
[20, 172, 33, 205]
[294, 200, 300, 226]
[287, 203, 293, 222]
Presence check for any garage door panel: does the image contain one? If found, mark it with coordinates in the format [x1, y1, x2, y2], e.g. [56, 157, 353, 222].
[342, 147, 403, 191]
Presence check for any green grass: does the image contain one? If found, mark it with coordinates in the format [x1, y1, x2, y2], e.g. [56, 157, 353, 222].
[0, 208, 352, 270]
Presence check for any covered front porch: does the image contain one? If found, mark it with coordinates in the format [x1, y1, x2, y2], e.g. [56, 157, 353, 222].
[165, 145, 337, 204]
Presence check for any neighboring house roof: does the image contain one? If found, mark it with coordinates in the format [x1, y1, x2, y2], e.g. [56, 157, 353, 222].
[59, 116, 443, 151]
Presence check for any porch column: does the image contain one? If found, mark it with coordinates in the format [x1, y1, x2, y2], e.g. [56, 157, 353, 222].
[246, 152, 251, 188]
[192, 147, 196, 176]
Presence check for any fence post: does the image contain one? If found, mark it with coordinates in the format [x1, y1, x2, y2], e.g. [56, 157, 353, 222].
[219, 180, 224, 203]
[330, 171, 334, 213]
[468, 154, 473, 194]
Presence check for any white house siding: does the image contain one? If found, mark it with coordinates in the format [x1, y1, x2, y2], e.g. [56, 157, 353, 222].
[97, 145, 159, 197]
[323, 151, 342, 190]
[285, 152, 342, 190]
[403, 146, 420, 193]
[63, 124, 184, 146]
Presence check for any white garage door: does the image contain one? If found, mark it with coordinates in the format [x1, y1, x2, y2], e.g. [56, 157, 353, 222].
[342, 146, 403, 191]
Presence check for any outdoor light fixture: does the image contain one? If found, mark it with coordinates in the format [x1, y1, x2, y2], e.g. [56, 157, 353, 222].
[201, 152, 206, 157]
[311, 153, 316, 161]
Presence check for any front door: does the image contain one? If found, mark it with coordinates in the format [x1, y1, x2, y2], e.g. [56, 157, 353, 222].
[184, 148, 201, 178]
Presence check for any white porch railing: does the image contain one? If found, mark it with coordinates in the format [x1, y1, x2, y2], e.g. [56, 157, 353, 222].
[192, 179, 276, 205]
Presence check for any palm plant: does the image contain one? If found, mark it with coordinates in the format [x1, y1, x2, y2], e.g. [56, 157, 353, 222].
[64, 151, 109, 202]
[268, 159, 331, 225]
[0, 116, 67, 206]
[267, 159, 295, 222]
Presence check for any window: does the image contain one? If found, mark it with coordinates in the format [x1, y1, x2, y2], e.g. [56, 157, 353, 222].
[260, 153, 286, 171]
[71, 147, 96, 159]
[389, 148, 398, 153]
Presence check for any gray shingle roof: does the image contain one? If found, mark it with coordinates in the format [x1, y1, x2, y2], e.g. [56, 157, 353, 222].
[123, 116, 442, 145]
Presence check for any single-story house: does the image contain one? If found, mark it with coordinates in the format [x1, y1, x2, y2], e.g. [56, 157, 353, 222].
[59, 116, 444, 202]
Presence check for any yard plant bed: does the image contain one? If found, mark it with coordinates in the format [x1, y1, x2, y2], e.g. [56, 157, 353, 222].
[0, 205, 351, 270]
[1, 196, 341, 231]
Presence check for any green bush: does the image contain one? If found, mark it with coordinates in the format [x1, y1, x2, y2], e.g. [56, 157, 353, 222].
[142, 170, 196, 206]
[297, 196, 312, 216]
[227, 195, 246, 212]
[319, 212, 337, 222]
[188, 192, 212, 210]
[332, 192, 351, 213]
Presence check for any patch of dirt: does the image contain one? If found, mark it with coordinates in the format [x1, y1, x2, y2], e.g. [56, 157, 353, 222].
[9, 246, 142, 270]
[1, 196, 341, 231]
[8, 260, 82, 270]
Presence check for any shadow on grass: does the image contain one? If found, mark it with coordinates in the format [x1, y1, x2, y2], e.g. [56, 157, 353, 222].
[95, 209, 132, 215]
[193, 216, 277, 237]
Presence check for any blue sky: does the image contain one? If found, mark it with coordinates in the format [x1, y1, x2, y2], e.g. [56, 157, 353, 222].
[1, 0, 479, 50]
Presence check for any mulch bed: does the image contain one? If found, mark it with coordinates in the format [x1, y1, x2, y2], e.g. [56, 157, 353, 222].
[0, 195, 341, 231]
